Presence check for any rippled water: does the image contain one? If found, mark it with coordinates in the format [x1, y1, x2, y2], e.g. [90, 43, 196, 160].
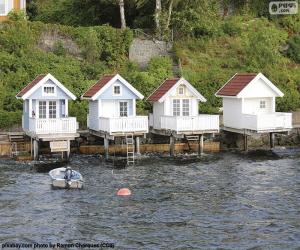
[0, 151, 300, 249]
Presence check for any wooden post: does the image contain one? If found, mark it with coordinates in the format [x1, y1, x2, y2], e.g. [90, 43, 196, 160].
[198, 134, 204, 156]
[30, 137, 33, 158]
[135, 136, 140, 156]
[270, 132, 275, 149]
[244, 133, 248, 152]
[62, 140, 71, 161]
[33, 139, 39, 160]
[169, 135, 175, 157]
[104, 137, 109, 160]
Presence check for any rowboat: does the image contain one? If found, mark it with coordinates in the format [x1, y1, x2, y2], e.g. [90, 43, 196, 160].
[49, 167, 83, 189]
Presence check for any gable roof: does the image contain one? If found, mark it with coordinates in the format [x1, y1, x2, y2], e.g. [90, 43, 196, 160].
[215, 73, 284, 98]
[147, 77, 206, 103]
[16, 74, 47, 98]
[81, 74, 144, 100]
[16, 73, 76, 100]
[216, 73, 257, 96]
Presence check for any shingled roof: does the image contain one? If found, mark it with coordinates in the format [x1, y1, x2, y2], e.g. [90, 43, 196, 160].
[216, 73, 257, 96]
[82, 74, 116, 98]
[16, 74, 47, 98]
[147, 78, 181, 102]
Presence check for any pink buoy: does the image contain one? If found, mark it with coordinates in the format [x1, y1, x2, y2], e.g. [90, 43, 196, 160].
[117, 188, 132, 196]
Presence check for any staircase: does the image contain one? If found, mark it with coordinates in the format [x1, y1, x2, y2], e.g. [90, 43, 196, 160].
[126, 134, 135, 166]
[9, 132, 28, 157]
[184, 135, 199, 151]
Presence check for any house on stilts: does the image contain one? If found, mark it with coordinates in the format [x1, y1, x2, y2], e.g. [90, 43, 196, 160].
[16, 73, 79, 160]
[147, 77, 219, 156]
[215, 72, 292, 150]
[82, 74, 148, 163]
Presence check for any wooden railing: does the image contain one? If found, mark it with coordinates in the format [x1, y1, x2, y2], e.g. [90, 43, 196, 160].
[28, 117, 78, 134]
[242, 112, 292, 131]
[161, 115, 219, 132]
[99, 116, 148, 134]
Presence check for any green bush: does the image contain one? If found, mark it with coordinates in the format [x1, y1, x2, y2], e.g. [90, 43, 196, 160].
[286, 35, 300, 63]
[222, 16, 243, 36]
[0, 110, 22, 129]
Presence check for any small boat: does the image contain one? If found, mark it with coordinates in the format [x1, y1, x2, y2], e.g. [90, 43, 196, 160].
[49, 167, 83, 189]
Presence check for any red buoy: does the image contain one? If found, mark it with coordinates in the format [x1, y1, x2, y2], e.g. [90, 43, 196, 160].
[117, 188, 131, 196]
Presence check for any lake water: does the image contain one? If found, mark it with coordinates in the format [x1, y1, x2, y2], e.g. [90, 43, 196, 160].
[0, 151, 299, 249]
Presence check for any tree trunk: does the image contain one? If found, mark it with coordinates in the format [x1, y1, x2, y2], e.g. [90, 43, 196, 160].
[119, 0, 126, 29]
[166, 0, 173, 30]
[155, 0, 162, 33]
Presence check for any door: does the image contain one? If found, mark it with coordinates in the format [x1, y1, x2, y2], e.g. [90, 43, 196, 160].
[38, 100, 57, 119]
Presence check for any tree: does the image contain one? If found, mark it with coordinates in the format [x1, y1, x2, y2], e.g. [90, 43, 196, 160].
[155, 0, 162, 33]
[119, 0, 126, 29]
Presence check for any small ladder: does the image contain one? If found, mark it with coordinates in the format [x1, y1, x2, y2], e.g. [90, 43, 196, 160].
[185, 135, 199, 151]
[126, 133, 135, 166]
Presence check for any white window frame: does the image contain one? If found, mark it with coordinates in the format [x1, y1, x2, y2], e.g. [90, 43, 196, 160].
[113, 84, 122, 96]
[173, 99, 181, 116]
[260, 100, 266, 109]
[42, 84, 56, 97]
[119, 101, 128, 117]
[182, 99, 190, 116]
[48, 101, 57, 119]
[0, 0, 13, 16]
[178, 85, 185, 95]
[38, 101, 47, 119]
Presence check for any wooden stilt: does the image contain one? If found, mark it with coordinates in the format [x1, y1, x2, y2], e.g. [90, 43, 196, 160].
[270, 132, 275, 149]
[198, 134, 204, 156]
[170, 135, 175, 157]
[244, 133, 248, 152]
[135, 136, 140, 156]
[30, 137, 33, 158]
[33, 139, 39, 160]
[104, 137, 109, 160]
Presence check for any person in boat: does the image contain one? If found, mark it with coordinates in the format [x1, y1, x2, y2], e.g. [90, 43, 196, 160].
[64, 167, 73, 181]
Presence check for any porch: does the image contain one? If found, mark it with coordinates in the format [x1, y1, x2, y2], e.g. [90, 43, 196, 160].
[150, 114, 219, 133]
[24, 117, 78, 135]
[242, 112, 292, 132]
[89, 116, 148, 135]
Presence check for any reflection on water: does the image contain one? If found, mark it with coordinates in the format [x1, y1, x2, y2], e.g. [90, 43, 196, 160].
[0, 152, 300, 249]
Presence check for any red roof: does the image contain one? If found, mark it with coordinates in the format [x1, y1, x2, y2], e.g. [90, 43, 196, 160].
[216, 73, 257, 96]
[147, 78, 180, 102]
[16, 74, 47, 97]
[82, 74, 116, 98]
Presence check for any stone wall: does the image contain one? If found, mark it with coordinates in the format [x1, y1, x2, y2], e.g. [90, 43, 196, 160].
[129, 38, 173, 67]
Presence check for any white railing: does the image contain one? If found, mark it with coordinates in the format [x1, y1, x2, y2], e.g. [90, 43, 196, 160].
[28, 117, 78, 134]
[242, 112, 292, 131]
[99, 116, 148, 134]
[161, 115, 219, 132]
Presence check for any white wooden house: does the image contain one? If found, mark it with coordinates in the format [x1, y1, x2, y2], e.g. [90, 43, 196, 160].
[147, 77, 219, 134]
[16, 73, 78, 159]
[82, 74, 148, 136]
[215, 73, 292, 133]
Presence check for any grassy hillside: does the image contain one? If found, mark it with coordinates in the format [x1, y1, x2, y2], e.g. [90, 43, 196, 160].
[0, 11, 300, 129]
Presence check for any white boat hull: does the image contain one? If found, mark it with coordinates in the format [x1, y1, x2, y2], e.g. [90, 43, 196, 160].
[49, 167, 83, 189]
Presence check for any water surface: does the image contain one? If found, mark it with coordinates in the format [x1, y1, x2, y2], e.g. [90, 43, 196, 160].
[0, 152, 299, 249]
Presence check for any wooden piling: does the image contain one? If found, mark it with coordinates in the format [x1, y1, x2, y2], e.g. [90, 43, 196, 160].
[169, 135, 175, 157]
[33, 139, 39, 160]
[198, 134, 204, 156]
[104, 137, 109, 160]
[135, 136, 140, 155]
[270, 132, 275, 149]
[244, 133, 248, 152]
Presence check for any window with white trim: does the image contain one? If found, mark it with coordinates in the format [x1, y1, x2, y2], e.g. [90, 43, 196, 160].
[43, 85, 56, 96]
[178, 86, 184, 95]
[260, 100, 266, 109]
[113, 85, 121, 95]
[39, 101, 46, 119]
[173, 99, 180, 116]
[0, 0, 5, 15]
[49, 101, 57, 118]
[182, 99, 190, 116]
[119, 101, 128, 117]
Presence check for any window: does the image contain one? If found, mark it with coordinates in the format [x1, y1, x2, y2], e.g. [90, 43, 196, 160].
[178, 86, 184, 95]
[260, 100, 266, 109]
[39, 101, 46, 119]
[49, 101, 57, 118]
[119, 102, 128, 117]
[113, 85, 121, 95]
[44, 86, 55, 95]
[173, 99, 180, 116]
[0, 0, 5, 15]
[182, 99, 190, 116]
